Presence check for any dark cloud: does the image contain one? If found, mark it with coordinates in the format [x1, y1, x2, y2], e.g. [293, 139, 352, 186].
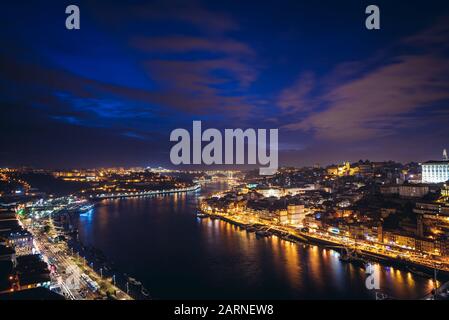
[1, 1, 449, 168]
[277, 72, 315, 114]
[132, 2, 239, 33]
[132, 36, 254, 56]
[282, 19, 449, 142]
[402, 15, 449, 50]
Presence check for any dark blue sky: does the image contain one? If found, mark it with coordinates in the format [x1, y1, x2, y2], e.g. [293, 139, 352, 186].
[1, 0, 449, 169]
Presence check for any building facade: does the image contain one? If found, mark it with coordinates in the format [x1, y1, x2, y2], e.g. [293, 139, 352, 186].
[421, 161, 449, 183]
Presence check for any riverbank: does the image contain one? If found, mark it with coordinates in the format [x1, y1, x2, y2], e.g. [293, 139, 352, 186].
[89, 184, 201, 200]
[60, 209, 151, 300]
[66, 236, 150, 300]
[71, 182, 436, 300]
[40, 205, 148, 300]
[200, 211, 449, 281]
[23, 217, 133, 300]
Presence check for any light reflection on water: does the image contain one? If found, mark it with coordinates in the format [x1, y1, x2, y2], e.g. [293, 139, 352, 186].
[75, 182, 434, 299]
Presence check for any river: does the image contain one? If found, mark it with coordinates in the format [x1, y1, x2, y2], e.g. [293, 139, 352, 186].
[73, 182, 434, 299]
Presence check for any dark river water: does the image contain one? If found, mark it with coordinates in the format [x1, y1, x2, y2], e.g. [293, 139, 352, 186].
[74, 182, 434, 299]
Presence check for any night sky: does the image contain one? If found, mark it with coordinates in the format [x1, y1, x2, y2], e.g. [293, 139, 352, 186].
[1, 0, 449, 169]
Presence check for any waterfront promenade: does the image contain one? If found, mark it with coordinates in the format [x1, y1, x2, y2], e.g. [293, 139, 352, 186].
[23, 220, 133, 300]
[199, 204, 449, 277]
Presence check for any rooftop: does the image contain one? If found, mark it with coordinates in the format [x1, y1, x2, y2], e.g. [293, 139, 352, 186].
[0, 260, 14, 292]
[422, 160, 449, 165]
[0, 245, 15, 257]
[0, 219, 20, 232]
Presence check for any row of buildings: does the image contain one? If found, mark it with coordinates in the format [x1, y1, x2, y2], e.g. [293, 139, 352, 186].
[0, 208, 52, 296]
[204, 151, 449, 259]
[325, 150, 449, 184]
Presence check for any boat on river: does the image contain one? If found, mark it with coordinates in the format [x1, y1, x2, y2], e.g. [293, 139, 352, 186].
[256, 230, 270, 237]
[196, 211, 208, 218]
[339, 249, 367, 268]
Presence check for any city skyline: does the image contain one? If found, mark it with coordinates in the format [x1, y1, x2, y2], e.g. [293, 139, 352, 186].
[3, 0, 449, 304]
[1, 1, 449, 169]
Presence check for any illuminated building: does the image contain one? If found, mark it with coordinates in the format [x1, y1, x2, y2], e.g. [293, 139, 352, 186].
[0, 211, 33, 256]
[255, 186, 315, 199]
[381, 184, 430, 198]
[422, 161, 449, 183]
[287, 204, 307, 226]
[442, 184, 449, 198]
[357, 163, 373, 177]
[326, 162, 359, 177]
[15, 255, 51, 291]
[421, 150, 449, 183]
[257, 187, 283, 198]
[414, 202, 449, 238]
[4, 230, 33, 256]
[382, 230, 449, 256]
[399, 185, 429, 198]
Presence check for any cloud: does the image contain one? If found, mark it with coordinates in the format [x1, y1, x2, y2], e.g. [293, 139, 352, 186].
[0, 50, 255, 124]
[126, 3, 260, 120]
[402, 16, 449, 50]
[132, 3, 239, 33]
[54, 92, 153, 119]
[99, 1, 239, 34]
[277, 72, 315, 113]
[287, 54, 449, 140]
[50, 116, 84, 126]
[132, 31, 259, 118]
[122, 131, 147, 140]
[132, 36, 254, 56]
[143, 57, 259, 121]
[282, 19, 449, 141]
[0, 1, 261, 131]
[148, 58, 257, 89]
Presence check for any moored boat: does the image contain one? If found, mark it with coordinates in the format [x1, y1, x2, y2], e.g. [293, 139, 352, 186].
[196, 211, 208, 218]
[246, 226, 256, 232]
[256, 230, 270, 237]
